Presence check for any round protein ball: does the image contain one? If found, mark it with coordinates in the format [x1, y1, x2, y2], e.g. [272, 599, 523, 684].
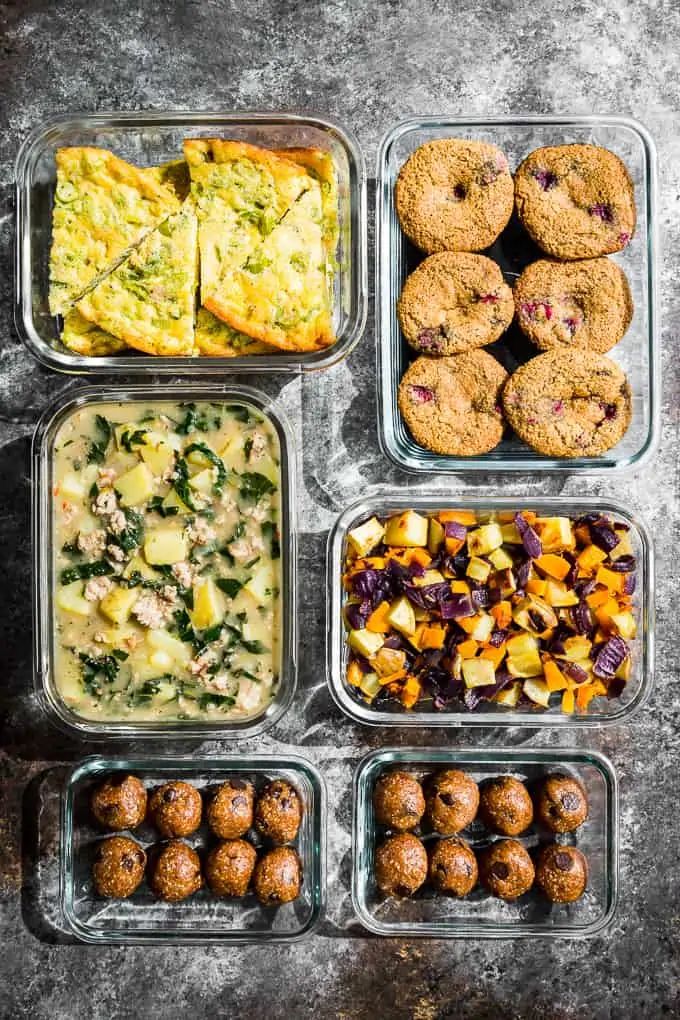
[253, 846, 302, 906]
[254, 779, 302, 845]
[502, 349, 632, 458]
[535, 774, 589, 834]
[429, 837, 478, 896]
[425, 769, 480, 835]
[147, 840, 203, 902]
[373, 771, 425, 832]
[514, 143, 636, 259]
[148, 781, 203, 838]
[535, 843, 588, 903]
[206, 779, 255, 839]
[478, 776, 533, 836]
[398, 351, 508, 457]
[204, 839, 257, 898]
[514, 258, 633, 354]
[90, 773, 147, 832]
[92, 835, 146, 899]
[375, 832, 428, 898]
[479, 839, 535, 900]
[398, 252, 514, 356]
[395, 138, 514, 253]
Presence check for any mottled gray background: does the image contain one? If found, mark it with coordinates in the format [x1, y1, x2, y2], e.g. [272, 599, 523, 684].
[1, 1, 679, 1018]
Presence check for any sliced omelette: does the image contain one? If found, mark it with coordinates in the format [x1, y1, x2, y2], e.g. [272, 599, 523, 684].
[49, 147, 180, 315]
[75, 203, 198, 356]
[195, 307, 273, 357]
[61, 309, 127, 357]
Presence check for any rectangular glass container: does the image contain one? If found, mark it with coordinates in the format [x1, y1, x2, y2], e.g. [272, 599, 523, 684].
[327, 492, 653, 727]
[15, 110, 367, 374]
[62, 754, 325, 944]
[353, 747, 617, 938]
[376, 115, 659, 472]
[32, 382, 297, 739]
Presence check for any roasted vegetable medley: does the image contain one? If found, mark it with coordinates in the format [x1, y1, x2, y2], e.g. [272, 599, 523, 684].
[342, 508, 637, 714]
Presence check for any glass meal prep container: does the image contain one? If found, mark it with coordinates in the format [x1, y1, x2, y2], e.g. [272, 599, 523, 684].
[15, 110, 367, 374]
[376, 115, 659, 472]
[327, 492, 654, 728]
[352, 747, 618, 938]
[32, 382, 297, 739]
[61, 754, 325, 944]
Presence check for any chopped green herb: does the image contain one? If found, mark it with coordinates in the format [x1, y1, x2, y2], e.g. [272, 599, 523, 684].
[120, 428, 148, 453]
[198, 692, 236, 710]
[240, 472, 276, 502]
[86, 415, 112, 465]
[176, 403, 209, 435]
[60, 560, 114, 585]
[216, 578, 244, 598]
[241, 638, 267, 654]
[172, 458, 199, 511]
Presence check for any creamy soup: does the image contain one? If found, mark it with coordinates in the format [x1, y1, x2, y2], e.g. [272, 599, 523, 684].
[52, 400, 282, 722]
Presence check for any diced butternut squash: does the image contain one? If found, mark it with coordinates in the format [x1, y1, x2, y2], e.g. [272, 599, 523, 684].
[347, 517, 385, 558]
[526, 578, 548, 597]
[562, 688, 575, 713]
[480, 643, 506, 669]
[495, 681, 521, 707]
[596, 565, 625, 593]
[491, 601, 512, 629]
[535, 554, 571, 580]
[577, 544, 607, 572]
[365, 601, 391, 633]
[451, 580, 471, 594]
[543, 659, 569, 692]
[115, 463, 154, 507]
[420, 624, 447, 650]
[384, 510, 428, 548]
[144, 526, 188, 565]
[439, 510, 477, 526]
[401, 676, 422, 709]
[457, 639, 479, 658]
[586, 587, 611, 609]
[347, 659, 364, 688]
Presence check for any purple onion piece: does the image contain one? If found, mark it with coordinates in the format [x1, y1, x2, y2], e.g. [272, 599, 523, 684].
[593, 636, 629, 678]
[489, 628, 508, 648]
[561, 661, 589, 684]
[488, 586, 502, 605]
[383, 633, 407, 651]
[571, 601, 594, 636]
[607, 555, 636, 573]
[350, 653, 371, 674]
[345, 601, 369, 630]
[350, 568, 383, 599]
[407, 559, 426, 579]
[574, 577, 597, 599]
[589, 519, 619, 552]
[516, 557, 532, 593]
[623, 573, 637, 595]
[514, 512, 543, 559]
[444, 520, 467, 541]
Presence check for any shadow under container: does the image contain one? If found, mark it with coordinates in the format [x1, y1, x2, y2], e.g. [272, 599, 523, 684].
[32, 382, 297, 740]
[15, 110, 367, 374]
[327, 493, 654, 727]
[376, 115, 659, 472]
[353, 747, 618, 938]
[62, 754, 325, 944]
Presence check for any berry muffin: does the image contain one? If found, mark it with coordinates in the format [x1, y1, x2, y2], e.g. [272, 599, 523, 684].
[478, 839, 535, 900]
[502, 350, 632, 457]
[514, 257, 633, 354]
[398, 252, 514, 355]
[514, 144, 636, 259]
[535, 843, 588, 903]
[395, 138, 514, 253]
[398, 351, 508, 457]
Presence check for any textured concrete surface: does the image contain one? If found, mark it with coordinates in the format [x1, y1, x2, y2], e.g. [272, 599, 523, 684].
[1, 1, 679, 1017]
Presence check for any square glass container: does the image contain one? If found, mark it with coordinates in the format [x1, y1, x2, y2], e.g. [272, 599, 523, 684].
[62, 754, 325, 944]
[327, 492, 654, 727]
[32, 382, 297, 739]
[353, 747, 617, 938]
[376, 115, 659, 472]
[15, 110, 367, 374]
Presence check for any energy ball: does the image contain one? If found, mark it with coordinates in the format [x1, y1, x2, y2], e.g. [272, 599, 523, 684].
[92, 835, 146, 898]
[204, 839, 257, 898]
[374, 833, 428, 898]
[478, 776, 533, 836]
[373, 770, 425, 831]
[425, 769, 480, 835]
[253, 846, 302, 906]
[535, 774, 589, 834]
[147, 840, 203, 902]
[429, 837, 478, 896]
[148, 781, 203, 838]
[206, 779, 255, 839]
[535, 843, 588, 903]
[90, 773, 147, 831]
[254, 779, 302, 845]
[479, 839, 535, 900]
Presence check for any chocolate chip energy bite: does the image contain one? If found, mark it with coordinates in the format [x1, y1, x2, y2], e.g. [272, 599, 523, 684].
[398, 252, 514, 355]
[514, 144, 636, 259]
[398, 351, 508, 456]
[502, 350, 632, 457]
[514, 257, 633, 354]
[395, 139, 514, 253]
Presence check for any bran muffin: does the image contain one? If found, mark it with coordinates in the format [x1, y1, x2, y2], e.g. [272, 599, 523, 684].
[395, 138, 514, 253]
[398, 351, 508, 456]
[514, 144, 636, 259]
[398, 252, 514, 355]
[478, 839, 535, 900]
[514, 257, 633, 353]
[502, 350, 632, 457]
[535, 843, 588, 904]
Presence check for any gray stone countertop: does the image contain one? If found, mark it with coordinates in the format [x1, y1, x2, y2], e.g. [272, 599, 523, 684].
[1, 1, 678, 1017]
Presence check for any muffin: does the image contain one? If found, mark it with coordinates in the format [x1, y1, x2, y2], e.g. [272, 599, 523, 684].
[502, 349, 632, 457]
[429, 837, 478, 896]
[373, 771, 425, 832]
[478, 776, 533, 836]
[478, 839, 535, 900]
[425, 769, 480, 835]
[535, 843, 588, 903]
[374, 833, 428, 898]
[398, 351, 508, 456]
[395, 138, 514, 253]
[398, 252, 514, 355]
[514, 143, 636, 259]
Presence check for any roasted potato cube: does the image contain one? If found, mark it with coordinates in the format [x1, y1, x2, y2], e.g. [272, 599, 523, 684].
[347, 517, 386, 558]
[384, 510, 428, 548]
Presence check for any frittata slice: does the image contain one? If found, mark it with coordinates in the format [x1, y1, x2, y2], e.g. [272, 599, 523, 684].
[49, 147, 180, 315]
[194, 307, 274, 357]
[76, 203, 198, 356]
[149, 159, 191, 201]
[274, 147, 339, 253]
[60, 309, 128, 357]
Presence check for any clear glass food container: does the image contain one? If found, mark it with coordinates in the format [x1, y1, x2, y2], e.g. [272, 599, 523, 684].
[32, 382, 297, 739]
[62, 754, 325, 944]
[327, 493, 654, 727]
[353, 747, 617, 938]
[376, 115, 659, 472]
[15, 110, 367, 373]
